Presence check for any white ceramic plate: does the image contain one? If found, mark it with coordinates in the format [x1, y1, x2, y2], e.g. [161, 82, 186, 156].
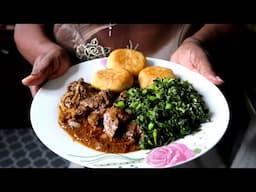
[30, 57, 230, 168]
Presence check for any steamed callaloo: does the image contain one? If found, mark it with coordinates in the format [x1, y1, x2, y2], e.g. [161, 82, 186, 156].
[115, 77, 210, 149]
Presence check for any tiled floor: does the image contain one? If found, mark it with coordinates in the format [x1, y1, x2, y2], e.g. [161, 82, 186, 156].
[0, 128, 70, 168]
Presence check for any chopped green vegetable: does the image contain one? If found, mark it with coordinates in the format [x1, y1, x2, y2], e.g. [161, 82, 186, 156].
[148, 122, 154, 130]
[114, 100, 125, 109]
[115, 77, 210, 150]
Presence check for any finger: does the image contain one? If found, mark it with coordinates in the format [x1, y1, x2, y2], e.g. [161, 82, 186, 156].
[198, 67, 224, 85]
[197, 61, 224, 85]
[171, 56, 224, 85]
[31, 50, 56, 75]
[205, 74, 224, 85]
[22, 72, 47, 86]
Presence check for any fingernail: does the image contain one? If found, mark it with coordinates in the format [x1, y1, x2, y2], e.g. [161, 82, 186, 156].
[22, 75, 31, 82]
[216, 76, 224, 82]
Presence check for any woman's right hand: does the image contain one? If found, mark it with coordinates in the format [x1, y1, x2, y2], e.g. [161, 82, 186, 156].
[22, 44, 72, 97]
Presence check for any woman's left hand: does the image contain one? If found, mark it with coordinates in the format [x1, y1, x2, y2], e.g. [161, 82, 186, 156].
[170, 37, 224, 85]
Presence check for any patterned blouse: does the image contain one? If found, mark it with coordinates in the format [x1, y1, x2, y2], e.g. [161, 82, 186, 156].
[53, 24, 202, 61]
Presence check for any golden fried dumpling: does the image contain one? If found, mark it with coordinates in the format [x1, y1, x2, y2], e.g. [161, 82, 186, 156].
[91, 68, 134, 92]
[138, 66, 175, 88]
[107, 48, 147, 76]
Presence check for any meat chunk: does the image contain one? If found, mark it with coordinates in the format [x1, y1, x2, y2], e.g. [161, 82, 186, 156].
[80, 90, 116, 114]
[103, 106, 130, 139]
[124, 123, 143, 142]
[103, 108, 119, 139]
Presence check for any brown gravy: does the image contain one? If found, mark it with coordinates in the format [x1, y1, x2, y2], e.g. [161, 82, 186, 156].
[58, 78, 141, 153]
[63, 120, 139, 153]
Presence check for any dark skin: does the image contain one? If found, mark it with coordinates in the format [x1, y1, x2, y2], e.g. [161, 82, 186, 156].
[14, 24, 241, 96]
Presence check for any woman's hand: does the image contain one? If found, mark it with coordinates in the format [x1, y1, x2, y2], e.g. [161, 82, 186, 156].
[170, 37, 224, 85]
[22, 44, 72, 96]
